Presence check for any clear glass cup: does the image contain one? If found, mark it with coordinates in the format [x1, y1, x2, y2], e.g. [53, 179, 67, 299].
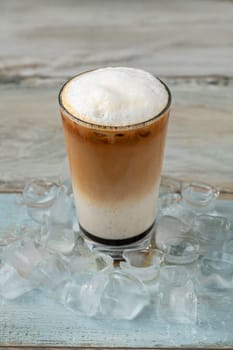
[59, 70, 171, 258]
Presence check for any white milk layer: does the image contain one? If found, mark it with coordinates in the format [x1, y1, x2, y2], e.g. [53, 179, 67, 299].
[61, 67, 168, 127]
[74, 184, 159, 240]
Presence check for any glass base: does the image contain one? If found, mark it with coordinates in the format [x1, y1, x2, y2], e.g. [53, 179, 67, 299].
[79, 224, 155, 260]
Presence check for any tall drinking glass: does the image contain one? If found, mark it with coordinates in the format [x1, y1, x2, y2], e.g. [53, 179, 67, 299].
[59, 68, 171, 258]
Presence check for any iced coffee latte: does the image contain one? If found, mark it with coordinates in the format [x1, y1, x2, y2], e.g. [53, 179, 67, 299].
[59, 67, 171, 247]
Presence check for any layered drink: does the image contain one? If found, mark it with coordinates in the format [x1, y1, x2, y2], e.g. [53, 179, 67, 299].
[59, 67, 171, 246]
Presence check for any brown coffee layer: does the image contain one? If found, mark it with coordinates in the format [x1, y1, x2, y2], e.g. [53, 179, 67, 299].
[61, 110, 169, 205]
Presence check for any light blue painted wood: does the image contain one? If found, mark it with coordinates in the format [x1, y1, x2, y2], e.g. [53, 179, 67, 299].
[1, 291, 233, 347]
[0, 194, 233, 347]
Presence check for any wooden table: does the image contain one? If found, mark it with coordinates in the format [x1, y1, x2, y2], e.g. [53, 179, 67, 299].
[0, 0, 233, 348]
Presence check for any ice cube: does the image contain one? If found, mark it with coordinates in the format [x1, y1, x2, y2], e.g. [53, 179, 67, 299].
[14, 219, 41, 242]
[0, 263, 33, 300]
[0, 201, 27, 245]
[159, 266, 197, 324]
[60, 252, 113, 316]
[159, 193, 182, 210]
[163, 237, 200, 265]
[120, 248, 164, 282]
[23, 179, 59, 222]
[160, 202, 194, 226]
[26, 207, 48, 225]
[60, 277, 86, 314]
[23, 179, 59, 207]
[181, 182, 219, 209]
[63, 178, 72, 195]
[196, 252, 233, 293]
[75, 235, 93, 256]
[62, 272, 109, 317]
[194, 215, 230, 254]
[50, 186, 74, 225]
[155, 215, 190, 251]
[62, 251, 113, 275]
[100, 270, 150, 320]
[29, 253, 69, 290]
[3, 239, 44, 278]
[40, 214, 76, 255]
[159, 280, 197, 324]
[160, 265, 190, 286]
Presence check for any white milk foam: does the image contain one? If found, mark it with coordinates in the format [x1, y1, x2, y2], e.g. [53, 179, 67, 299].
[61, 67, 168, 127]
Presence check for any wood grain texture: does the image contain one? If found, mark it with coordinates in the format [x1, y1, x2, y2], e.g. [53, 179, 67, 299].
[0, 0, 233, 80]
[0, 79, 232, 192]
[0, 348, 232, 350]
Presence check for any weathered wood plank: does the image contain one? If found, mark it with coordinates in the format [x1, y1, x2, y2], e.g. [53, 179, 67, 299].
[0, 348, 232, 350]
[0, 0, 233, 79]
[0, 80, 232, 192]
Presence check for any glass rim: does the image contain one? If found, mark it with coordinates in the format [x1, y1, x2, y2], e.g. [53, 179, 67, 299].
[58, 69, 172, 131]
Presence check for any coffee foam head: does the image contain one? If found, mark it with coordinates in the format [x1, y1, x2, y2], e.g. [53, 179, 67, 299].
[61, 67, 169, 127]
